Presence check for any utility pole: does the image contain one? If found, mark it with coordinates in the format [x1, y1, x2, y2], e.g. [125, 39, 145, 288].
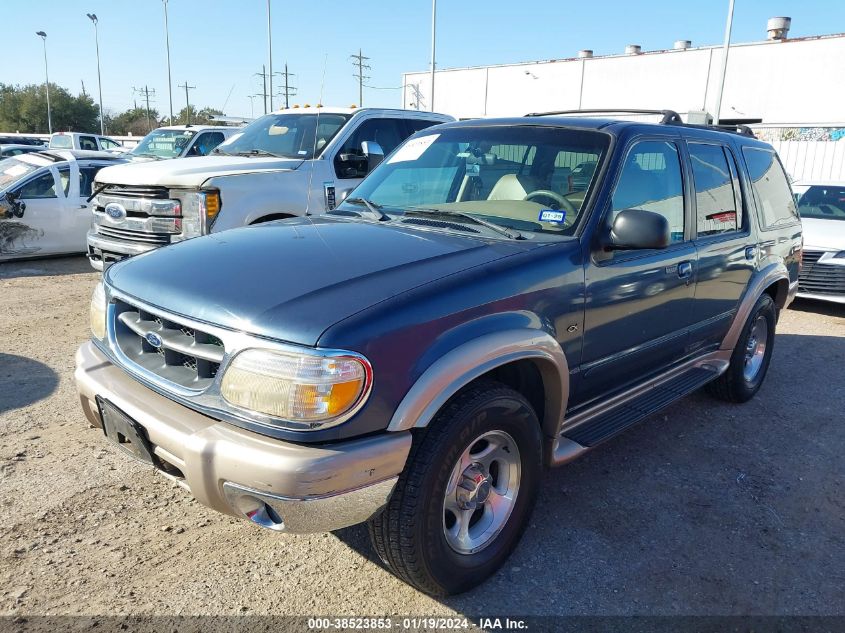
[247, 95, 260, 118]
[178, 81, 196, 124]
[133, 85, 156, 133]
[162, 0, 174, 125]
[712, 0, 735, 125]
[86, 13, 105, 134]
[273, 63, 297, 109]
[350, 49, 371, 107]
[255, 66, 269, 114]
[430, 0, 437, 112]
[266, 0, 274, 111]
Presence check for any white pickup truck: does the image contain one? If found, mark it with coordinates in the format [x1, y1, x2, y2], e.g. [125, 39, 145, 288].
[86, 107, 453, 269]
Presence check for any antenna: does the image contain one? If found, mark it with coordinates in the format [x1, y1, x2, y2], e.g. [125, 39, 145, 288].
[305, 53, 328, 217]
[350, 48, 371, 107]
[177, 81, 196, 124]
[220, 83, 236, 114]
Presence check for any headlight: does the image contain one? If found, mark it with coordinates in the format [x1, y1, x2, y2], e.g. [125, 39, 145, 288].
[220, 348, 371, 428]
[90, 281, 106, 340]
[178, 190, 221, 238]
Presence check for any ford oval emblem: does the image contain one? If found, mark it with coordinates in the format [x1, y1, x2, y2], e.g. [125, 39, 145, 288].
[145, 332, 163, 348]
[104, 202, 127, 221]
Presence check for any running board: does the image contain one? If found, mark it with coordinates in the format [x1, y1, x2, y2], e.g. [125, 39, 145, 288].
[549, 360, 725, 466]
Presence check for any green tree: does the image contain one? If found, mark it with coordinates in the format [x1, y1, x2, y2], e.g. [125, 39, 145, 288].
[175, 105, 224, 126]
[0, 83, 99, 133]
[106, 107, 161, 136]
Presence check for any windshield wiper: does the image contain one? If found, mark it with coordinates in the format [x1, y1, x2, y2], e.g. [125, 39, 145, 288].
[212, 147, 230, 156]
[406, 207, 523, 240]
[236, 149, 281, 158]
[344, 197, 391, 221]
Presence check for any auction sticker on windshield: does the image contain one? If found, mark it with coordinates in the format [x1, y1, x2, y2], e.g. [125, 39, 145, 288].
[387, 134, 439, 164]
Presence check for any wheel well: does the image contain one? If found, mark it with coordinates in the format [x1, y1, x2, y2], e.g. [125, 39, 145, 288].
[250, 213, 296, 225]
[763, 278, 789, 309]
[474, 360, 546, 428]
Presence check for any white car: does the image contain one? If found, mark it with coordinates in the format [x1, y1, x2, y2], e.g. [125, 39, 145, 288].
[793, 181, 845, 304]
[49, 132, 128, 153]
[0, 150, 128, 261]
[129, 125, 241, 161]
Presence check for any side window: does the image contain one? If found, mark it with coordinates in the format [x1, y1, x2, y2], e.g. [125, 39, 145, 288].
[611, 140, 685, 243]
[334, 118, 408, 179]
[688, 143, 743, 236]
[57, 166, 71, 196]
[17, 171, 57, 199]
[405, 119, 443, 135]
[79, 136, 98, 151]
[189, 132, 226, 156]
[100, 138, 118, 149]
[742, 147, 799, 229]
[79, 166, 101, 197]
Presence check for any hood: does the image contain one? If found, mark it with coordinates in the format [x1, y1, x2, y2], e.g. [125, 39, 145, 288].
[95, 155, 304, 188]
[106, 217, 534, 346]
[801, 217, 845, 251]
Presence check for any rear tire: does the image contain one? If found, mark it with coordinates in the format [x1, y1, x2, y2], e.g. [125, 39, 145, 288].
[368, 381, 542, 596]
[707, 293, 776, 403]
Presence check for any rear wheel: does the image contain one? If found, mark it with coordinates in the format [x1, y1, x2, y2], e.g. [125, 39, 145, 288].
[368, 382, 542, 596]
[707, 293, 776, 403]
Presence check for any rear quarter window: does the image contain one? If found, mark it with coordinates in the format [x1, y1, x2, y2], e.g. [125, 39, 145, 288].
[742, 147, 798, 230]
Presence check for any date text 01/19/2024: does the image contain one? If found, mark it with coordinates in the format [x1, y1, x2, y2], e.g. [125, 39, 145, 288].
[306, 617, 528, 630]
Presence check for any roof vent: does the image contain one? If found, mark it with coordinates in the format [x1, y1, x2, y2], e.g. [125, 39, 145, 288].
[625, 44, 642, 55]
[674, 40, 691, 50]
[767, 16, 791, 40]
[578, 49, 594, 58]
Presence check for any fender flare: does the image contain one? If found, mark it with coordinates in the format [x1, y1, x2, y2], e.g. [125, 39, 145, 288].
[720, 261, 790, 351]
[386, 329, 569, 438]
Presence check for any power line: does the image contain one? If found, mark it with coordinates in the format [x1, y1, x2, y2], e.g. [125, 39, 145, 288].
[350, 48, 371, 107]
[177, 81, 196, 124]
[273, 63, 297, 109]
[132, 85, 156, 132]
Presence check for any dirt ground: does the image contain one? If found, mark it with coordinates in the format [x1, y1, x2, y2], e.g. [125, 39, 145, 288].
[1, 256, 843, 618]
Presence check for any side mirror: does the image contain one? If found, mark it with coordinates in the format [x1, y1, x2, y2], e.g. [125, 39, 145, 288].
[607, 208, 671, 250]
[361, 140, 384, 172]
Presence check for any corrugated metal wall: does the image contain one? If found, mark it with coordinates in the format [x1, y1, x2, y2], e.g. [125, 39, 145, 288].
[752, 127, 845, 183]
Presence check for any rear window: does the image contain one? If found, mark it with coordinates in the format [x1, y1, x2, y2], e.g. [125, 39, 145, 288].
[742, 147, 798, 229]
[796, 185, 845, 221]
[49, 134, 73, 149]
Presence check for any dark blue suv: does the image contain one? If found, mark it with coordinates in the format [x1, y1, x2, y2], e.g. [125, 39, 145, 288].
[76, 110, 802, 596]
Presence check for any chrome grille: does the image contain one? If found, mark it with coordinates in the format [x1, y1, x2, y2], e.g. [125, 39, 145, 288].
[99, 184, 170, 199]
[113, 299, 224, 390]
[95, 225, 171, 245]
[799, 250, 845, 296]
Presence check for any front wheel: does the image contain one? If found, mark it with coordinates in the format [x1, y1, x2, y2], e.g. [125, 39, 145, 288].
[707, 293, 777, 403]
[368, 382, 542, 596]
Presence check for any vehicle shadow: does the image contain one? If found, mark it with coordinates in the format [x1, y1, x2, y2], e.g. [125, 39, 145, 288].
[334, 332, 845, 615]
[0, 255, 94, 279]
[788, 297, 845, 318]
[0, 354, 60, 414]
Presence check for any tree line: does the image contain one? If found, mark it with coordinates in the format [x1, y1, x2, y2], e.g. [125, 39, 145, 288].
[1, 83, 224, 137]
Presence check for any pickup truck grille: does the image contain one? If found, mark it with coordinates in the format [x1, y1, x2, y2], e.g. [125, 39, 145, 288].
[798, 250, 845, 296]
[113, 299, 224, 390]
[96, 226, 172, 245]
[99, 184, 170, 199]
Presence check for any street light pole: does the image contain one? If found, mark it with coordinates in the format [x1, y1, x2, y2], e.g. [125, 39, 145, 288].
[430, 0, 437, 112]
[267, 0, 274, 111]
[35, 31, 52, 134]
[713, 0, 735, 125]
[163, 0, 174, 125]
[87, 13, 105, 134]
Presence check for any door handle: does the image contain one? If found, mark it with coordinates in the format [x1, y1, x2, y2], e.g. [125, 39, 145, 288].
[677, 261, 693, 279]
[745, 246, 757, 260]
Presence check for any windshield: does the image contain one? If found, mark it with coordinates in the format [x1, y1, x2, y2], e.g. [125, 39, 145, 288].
[336, 125, 610, 238]
[216, 112, 349, 159]
[797, 185, 845, 221]
[0, 157, 42, 190]
[49, 134, 73, 149]
[131, 129, 196, 159]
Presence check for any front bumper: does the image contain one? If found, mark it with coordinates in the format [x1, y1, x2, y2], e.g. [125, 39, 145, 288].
[87, 229, 159, 271]
[74, 341, 411, 533]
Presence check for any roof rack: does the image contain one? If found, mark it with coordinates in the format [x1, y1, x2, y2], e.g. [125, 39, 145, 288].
[713, 124, 757, 137]
[524, 108, 683, 124]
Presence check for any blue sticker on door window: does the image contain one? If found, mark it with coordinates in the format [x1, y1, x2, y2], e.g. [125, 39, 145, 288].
[539, 210, 566, 223]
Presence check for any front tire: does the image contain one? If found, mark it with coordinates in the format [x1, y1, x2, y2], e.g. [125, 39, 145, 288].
[368, 381, 542, 596]
[707, 293, 776, 403]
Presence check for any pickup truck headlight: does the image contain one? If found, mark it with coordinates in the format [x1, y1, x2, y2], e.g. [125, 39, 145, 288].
[220, 348, 372, 428]
[178, 190, 221, 238]
[90, 281, 107, 340]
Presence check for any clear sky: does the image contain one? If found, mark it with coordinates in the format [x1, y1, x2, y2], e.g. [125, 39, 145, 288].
[2, 0, 843, 121]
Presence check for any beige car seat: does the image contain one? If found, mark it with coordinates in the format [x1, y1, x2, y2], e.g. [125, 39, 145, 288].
[487, 174, 541, 201]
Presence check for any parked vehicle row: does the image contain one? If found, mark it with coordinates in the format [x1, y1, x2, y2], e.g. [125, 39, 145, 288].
[75, 110, 803, 596]
[48, 131, 128, 153]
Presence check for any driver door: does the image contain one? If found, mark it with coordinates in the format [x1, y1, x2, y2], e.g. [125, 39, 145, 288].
[2, 166, 65, 258]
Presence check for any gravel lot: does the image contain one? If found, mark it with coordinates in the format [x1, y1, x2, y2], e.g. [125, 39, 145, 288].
[1, 256, 843, 618]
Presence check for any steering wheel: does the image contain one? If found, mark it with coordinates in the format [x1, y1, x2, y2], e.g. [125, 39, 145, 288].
[524, 190, 578, 215]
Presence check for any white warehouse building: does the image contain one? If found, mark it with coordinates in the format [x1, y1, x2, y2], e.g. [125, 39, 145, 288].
[402, 19, 845, 180]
